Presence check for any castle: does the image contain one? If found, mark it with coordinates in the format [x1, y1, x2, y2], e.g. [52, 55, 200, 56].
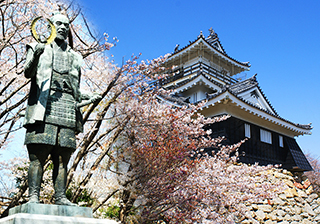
[159, 28, 312, 171]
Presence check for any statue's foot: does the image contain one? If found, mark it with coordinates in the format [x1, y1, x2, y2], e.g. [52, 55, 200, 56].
[27, 195, 39, 204]
[55, 197, 77, 206]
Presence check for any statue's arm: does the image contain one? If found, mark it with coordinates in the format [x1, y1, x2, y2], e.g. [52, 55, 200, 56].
[77, 89, 102, 108]
[80, 89, 101, 102]
[80, 90, 92, 100]
[24, 43, 45, 78]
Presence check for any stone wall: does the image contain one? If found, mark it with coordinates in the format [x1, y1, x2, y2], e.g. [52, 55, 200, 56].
[241, 169, 320, 224]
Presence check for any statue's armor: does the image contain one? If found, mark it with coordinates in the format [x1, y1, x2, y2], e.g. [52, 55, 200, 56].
[45, 72, 76, 128]
[45, 47, 76, 129]
[25, 43, 77, 149]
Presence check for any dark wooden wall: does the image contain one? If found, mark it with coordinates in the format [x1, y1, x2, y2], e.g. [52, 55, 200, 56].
[205, 116, 312, 171]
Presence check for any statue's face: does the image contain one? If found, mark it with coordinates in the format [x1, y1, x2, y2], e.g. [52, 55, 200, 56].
[51, 15, 69, 41]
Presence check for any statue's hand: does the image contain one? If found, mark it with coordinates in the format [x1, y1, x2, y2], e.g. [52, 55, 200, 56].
[76, 93, 102, 108]
[90, 93, 102, 103]
[34, 43, 45, 57]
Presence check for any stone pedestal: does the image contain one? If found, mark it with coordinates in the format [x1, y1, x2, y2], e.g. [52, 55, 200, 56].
[0, 213, 119, 224]
[0, 203, 119, 224]
[9, 203, 93, 218]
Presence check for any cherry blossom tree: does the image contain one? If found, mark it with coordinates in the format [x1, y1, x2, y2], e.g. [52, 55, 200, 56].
[304, 154, 320, 195]
[93, 93, 283, 223]
[120, 105, 282, 223]
[110, 98, 228, 222]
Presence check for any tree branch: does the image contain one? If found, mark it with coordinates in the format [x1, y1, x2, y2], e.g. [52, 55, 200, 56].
[71, 117, 130, 202]
[92, 189, 119, 213]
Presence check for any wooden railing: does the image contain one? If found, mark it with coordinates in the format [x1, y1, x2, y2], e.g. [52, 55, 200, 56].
[159, 62, 238, 86]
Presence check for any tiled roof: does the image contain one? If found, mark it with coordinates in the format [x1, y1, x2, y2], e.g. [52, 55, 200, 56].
[164, 74, 312, 131]
[168, 31, 250, 68]
[228, 74, 259, 94]
[157, 94, 189, 106]
[205, 86, 312, 131]
[284, 138, 313, 171]
[165, 71, 224, 91]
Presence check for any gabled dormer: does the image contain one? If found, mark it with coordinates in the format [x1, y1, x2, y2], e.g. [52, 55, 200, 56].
[228, 74, 277, 115]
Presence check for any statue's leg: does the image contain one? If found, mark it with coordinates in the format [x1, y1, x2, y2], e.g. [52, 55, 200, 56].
[27, 144, 52, 203]
[52, 146, 76, 206]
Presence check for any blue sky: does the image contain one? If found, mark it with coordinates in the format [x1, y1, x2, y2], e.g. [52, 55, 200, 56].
[78, 0, 320, 160]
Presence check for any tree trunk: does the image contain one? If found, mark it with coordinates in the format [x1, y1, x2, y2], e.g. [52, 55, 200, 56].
[119, 189, 135, 224]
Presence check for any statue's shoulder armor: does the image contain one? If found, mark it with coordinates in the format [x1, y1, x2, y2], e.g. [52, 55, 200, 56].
[26, 43, 52, 53]
[26, 42, 38, 51]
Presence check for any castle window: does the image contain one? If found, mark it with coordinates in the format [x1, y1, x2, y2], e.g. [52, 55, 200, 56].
[193, 92, 197, 103]
[279, 135, 284, 147]
[245, 123, 251, 138]
[260, 129, 272, 144]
